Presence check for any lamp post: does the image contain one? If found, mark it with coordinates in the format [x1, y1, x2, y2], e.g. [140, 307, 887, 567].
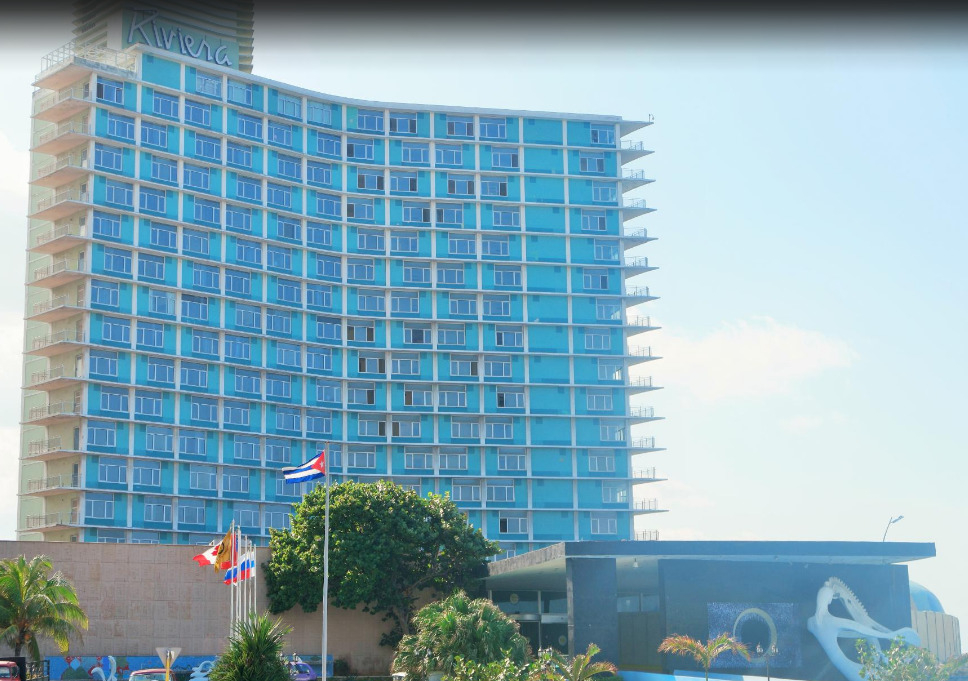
[882, 515, 904, 541]
[756, 643, 778, 681]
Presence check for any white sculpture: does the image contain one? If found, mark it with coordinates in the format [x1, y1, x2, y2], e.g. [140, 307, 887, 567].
[806, 577, 920, 680]
[90, 657, 117, 681]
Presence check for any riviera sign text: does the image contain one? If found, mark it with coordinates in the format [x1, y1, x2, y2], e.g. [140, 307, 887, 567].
[127, 11, 233, 67]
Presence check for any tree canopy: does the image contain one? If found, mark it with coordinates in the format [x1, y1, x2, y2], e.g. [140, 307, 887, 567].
[657, 633, 750, 681]
[264, 480, 500, 646]
[858, 637, 968, 681]
[0, 555, 88, 661]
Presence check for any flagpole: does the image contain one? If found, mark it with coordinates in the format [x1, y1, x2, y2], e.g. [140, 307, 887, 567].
[228, 520, 234, 637]
[322, 443, 330, 681]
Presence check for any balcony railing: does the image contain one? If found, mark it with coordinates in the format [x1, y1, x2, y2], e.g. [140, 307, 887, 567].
[628, 376, 654, 389]
[628, 407, 655, 419]
[632, 467, 658, 480]
[629, 436, 657, 449]
[635, 530, 660, 541]
[627, 316, 655, 328]
[623, 169, 646, 181]
[32, 154, 89, 182]
[622, 140, 646, 151]
[624, 256, 649, 268]
[32, 86, 92, 117]
[33, 122, 92, 149]
[622, 227, 650, 240]
[38, 40, 137, 81]
[30, 295, 70, 316]
[26, 436, 64, 457]
[28, 366, 67, 386]
[24, 511, 79, 529]
[627, 346, 654, 359]
[31, 220, 88, 251]
[625, 286, 652, 298]
[27, 474, 79, 494]
[26, 401, 81, 422]
[31, 259, 83, 283]
[31, 330, 85, 351]
[623, 198, 648, 210]
[634, 498, 660, 511]
[34, 189, 91, 214]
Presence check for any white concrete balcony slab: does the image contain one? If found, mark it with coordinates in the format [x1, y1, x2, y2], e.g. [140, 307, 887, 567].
[30, 189, 91, 221]
[29, 220, 89, 255]
[31, 122, 92, 155]
[24, 401, 81, 426]
[26, 474, 80, 496]
[27, 330, 85, 357]
[30, 154, 90, 188]
[32, 86, 92, 123]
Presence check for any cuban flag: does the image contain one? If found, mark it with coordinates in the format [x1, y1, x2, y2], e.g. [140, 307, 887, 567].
[224, 553, 256, 585]
[283, 451, 326, 484]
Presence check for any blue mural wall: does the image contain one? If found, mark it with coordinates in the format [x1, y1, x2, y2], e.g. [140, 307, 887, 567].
[47, 655, 333, 681]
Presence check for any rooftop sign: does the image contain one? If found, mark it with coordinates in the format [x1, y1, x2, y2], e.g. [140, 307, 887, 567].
[124, 9, 237, 67]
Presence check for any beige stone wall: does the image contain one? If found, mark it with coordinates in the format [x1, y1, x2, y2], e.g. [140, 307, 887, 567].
[0, 541, 396, 674]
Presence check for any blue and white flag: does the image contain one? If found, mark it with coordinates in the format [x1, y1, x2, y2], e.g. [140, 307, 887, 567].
[283, 451, 326, 484]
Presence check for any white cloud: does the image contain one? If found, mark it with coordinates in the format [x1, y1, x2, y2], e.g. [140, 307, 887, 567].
[780, 411, 847, 433]
[642, 316, 856, 402]
[0, 130, 30, 207]
[0, 426, 21, 540]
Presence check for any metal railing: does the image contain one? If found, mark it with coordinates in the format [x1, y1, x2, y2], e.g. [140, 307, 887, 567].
[32, 220, 88, 248]
[31, 295, 71, 316]
[623, 169, 646, 181]
[624, 256, 649, 268]
[32, 86, 92, 116]
[27, 474, 79, 493]
[31, 259, 83, 282]
[33, 121, 92, 149]
[632, 467, 658, 480]
[635, 529, 660, 541]
[628, 407, 655, 419]
[27, 436, 64, 457]
[628, 376, 654, 389]
[24, 511, 79, 529]
[29, 366, 67, 386]
[627, 346, 654, 358]
[32, 153, 89, 181]
[623, 198, 648, 210]
[34, 189, 91, 213]
[634, 498, 660, 511]
[629, 436, 657, 449]
[625, 286, 652, 298]
[622, 140, 646, 151]
[38, 40, 136, 80]
[622, 227, 650, 240]
[31, 330, 85, 350]
[26, 401, 80, 422]
[627, 316, 655, 328]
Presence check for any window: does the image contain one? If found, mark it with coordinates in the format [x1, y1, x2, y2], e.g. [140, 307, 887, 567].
[190, 396, 218, 423]
[499, 514, 528, 534]
[436, 144, 462, 166]
[237, 113, 263, 139]
[391, 353, 419, 375]
[347, 258, 374, 281]
[437, 264, 464, 287]
[228, 80, 253, 105]
[227, 142, 252, 167]
[181, 294, 209, 321]
[590, 512, 617, 535]
[585, 329, 611, 351]
[194, 70, 221, 97]
[402, 262, 430, 284]
[393, 417, 421, 438]
[134, 459, 162, 486]
[583, 268, 609, 290]
[307, 222, 333, 248]
[275, 406, 301, 432]
[134, 390, 163, 417]
[192, 329, 219, 356]
[138, 253, 165, 281]
[592, 181, 617, 203]
[184, 100, 211, 126]
[596, 299, 622, 321]
[308, 101, 332, 125]
[493, 207, 520, 228]
[598, 358, 624, 382]
[96, 77, 124, 104]
[277, 278, 301, 304]
[152, 92, 179, 119]
[358, 352, 386, 374]
[94, 143, 122, 171]
[189, 464, 216, 490]
[403, 383, 432, 406]
[184, 164, 210, 191]
[590, 125, 615, 145]
[237, 176, 262, 202]
[485, 418, 512, 440]
[602, 481, 628, 503]
[98, 457, 126, 483]
[266, 308, 292, 334]
[357, 109, 384, 132]
[195, 134, 221, 160]
[194, 198, 220, 225]
[439, 385, 466, 408]
[404, 448, 433, 469]
[403, 324, 431, 345]
[316, 193, 341, 217]
[358, 290, 385, 313]
[402, 142, 429, 164]
[91, 280, 119, 307]
[141, 121, 168, 148]
[148, 288, 175, 315]
[267, 182, 292, 208]
[180, 361, 208, 389]
[391, 291, 420, 314]
[446, 116, 473, 137]
[403, 202, 430, 224]
[93, 394, 128, 427]
[594, 239, 619, 261]
[589, 451, 616, 472]
[440, 447, 467, 469]
[579, 152, 605, 173]
[146, 357, 174, 384]
[266, 373, 292, 399]
[390, 112, 417, 133]
[389, 231, 418, 255]
[452, 482, 480, 502]
[317, 134, 341, 157]
[448, 174, 474, 195]
[358, 415, 385, 437]
[307, 345, 333, 372]
[234, 239, 261, 266]
[494, 266, 521, 287]
[225, 269, 251, 296]
[277, 92, 301, 118]
[484, 355, 511, 378]
[451, 418, 479, 439]
[486, 479, 514, 502]
[495, 326, 522, 348]
[93, 211, 121, 239]
[448, 234, 476, 256]
[105, 179, 133, 206]
[224, 334, 251, 361]
[347, 447, 376, 468]
[491, 148, 518, 169]
[346, 138, 374, 161]
[480, 117, 507, 139]
[137, 321, 164, 348]
[587, 390, 613, 411]
[140, 187, 167, 214]
[600, 421, 625, 442]
[482, 235, 510, 257]
[483, 294, 510, 317]
[438, 324, 465, 346]
[233, 504, 259, 527]
[498, 449, 526, 471]
[356, 228, 384, 252]
[88, 421, 116, 447]
[267, 245, 293, 271]
[107, 112, 135, 140]
[85, 493, 115, 520]
[450, 356, 478, 377]
[192, 263, 220, 291]
[436, 204, 463, 225]
[481, 177, 508, 197]
[144, 496, 172, 523]
[149, 222, 177, 250]
[347, 198, 374, 220]
[102, 317, 131, 344]
[178, 499, 206, 526]
[496, 387, 524, 409]
[347, 382, 375, 406]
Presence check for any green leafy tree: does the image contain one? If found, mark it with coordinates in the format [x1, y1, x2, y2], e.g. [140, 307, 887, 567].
[657, 633, 751, 681]
[392, 590, 531, 681]
[858, 637, 968, 681]
[209, 612, 291, 681]
[264, 481, 500, 646]
[0, 555, 88, 661]
[534, 644, 618, 681]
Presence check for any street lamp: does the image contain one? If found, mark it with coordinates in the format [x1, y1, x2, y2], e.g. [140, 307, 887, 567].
[882, 515, 904, 542]
[756, 643, 778, 681]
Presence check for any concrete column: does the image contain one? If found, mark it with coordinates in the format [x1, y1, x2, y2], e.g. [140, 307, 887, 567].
[566, 556, 619, 664]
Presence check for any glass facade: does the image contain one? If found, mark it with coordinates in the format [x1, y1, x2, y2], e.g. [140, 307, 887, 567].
[19, 42, 662, 554]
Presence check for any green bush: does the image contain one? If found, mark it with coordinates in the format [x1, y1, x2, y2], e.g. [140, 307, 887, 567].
[209, 613, 291, 681]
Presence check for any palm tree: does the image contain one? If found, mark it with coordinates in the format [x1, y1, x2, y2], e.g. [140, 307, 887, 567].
[392, 590, 531, 681]
[657, 633, 751, 681]
[0, 555, 88, 661]
[534, 643, 618, 681]
[209, 613, 291, 681]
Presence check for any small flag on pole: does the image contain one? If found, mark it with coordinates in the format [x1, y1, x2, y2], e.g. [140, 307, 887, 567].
[213, 527, 235, 572]
[283, 451, 326, 484]
[192, 543, 219, 567]
[223, 553, 256, 585]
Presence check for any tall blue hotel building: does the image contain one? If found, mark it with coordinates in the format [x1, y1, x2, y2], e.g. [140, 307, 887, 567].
[18, 2, 663, 556]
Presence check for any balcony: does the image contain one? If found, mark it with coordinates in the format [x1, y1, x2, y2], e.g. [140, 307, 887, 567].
[30, 258, 86, 289]
[32, 121, 92, 155]
[29, 220, 88, 255]
[27, 330, 85, 357]
[622, 257, 657, 277]
[27, 295, 84, 323]
[629, 437, 664, 453]
[32, 86, 92, 124]
[631, 467, 663, 484]
[628, 346, 660, 365]
[627, 376, 660, 394]
[625, 286, 658, 303]
[23, 511, 79, 531]
[635, 530, 660, 541]
[621, 198, 655, 220]
[25, 401, 81, 425]
[620, 140, 654, 164]
[620, 227, 656, 245]
[26, 474, 80, 496]
[628, 406, 662, 424]
[632, 498, 665, 515]
[34, 40, 136, 90]
[26, 366, 80, 392]
[24, 437, 77, 462]
[620, 116, 654, 137]
[30, 154, 90, 188]
[30, 189, 91, 221]
[627, 316, 660, 333]
[621, 169, 655, 190]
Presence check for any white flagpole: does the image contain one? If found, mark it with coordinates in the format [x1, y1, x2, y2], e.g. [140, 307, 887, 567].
[236, 525, 242, 624]
[228, 521, 234, 637]
[321, 444, 330, 681]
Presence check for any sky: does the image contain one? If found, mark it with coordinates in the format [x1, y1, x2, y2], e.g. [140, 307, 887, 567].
[0, 4, 966, 646]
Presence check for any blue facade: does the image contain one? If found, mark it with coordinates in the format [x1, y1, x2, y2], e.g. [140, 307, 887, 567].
[20, 45, 660, 557]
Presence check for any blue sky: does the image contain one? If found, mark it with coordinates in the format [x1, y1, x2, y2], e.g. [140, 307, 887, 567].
[0, 9, 965, 645]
